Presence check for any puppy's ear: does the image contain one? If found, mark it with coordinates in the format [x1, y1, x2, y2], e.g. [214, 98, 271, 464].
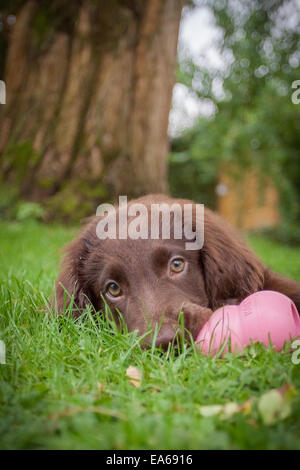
[52, 220, 98, 317]
[199, 209, 265, 309]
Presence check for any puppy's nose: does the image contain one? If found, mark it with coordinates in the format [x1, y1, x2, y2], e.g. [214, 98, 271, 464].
[181, 303, 213, 339]
[155, 329, 180, 350]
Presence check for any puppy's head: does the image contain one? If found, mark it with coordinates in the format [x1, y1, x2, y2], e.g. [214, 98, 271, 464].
[53, 195, 264, 348]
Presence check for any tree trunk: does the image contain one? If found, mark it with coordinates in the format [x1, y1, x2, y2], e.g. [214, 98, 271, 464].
[0, 0, 184, 218]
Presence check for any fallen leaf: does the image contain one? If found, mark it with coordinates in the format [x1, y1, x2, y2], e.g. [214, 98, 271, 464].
[257, 384, 296, 425]
[278, 383, 297, 400]
[198, 398, 253, 420]
[241, 398, 253, 415]
[198, 404, 223, 417]
[221, 402, 240, 419]
[126, 366, 142, 387]
[198, 384, 297, 426]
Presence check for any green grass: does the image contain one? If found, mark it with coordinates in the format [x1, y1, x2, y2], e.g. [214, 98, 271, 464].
[1, 221, 300, 450]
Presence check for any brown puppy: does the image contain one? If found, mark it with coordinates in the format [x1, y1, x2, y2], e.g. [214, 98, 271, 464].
[53, 195, 300, 348]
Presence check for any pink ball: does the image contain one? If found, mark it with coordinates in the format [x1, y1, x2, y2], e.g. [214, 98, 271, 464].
[196, 291, 300, 356]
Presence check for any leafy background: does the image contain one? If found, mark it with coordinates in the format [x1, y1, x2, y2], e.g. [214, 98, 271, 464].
[170, 0, 300, 243]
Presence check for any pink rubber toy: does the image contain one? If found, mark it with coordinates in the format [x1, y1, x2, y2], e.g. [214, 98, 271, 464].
[196, 290, 300, 356]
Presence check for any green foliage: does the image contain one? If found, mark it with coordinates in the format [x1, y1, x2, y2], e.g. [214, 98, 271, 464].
[15, 201, 45, 222]
[0, 184, 45, 222]
[172, 0, 300, 235]
[1, 221, 300, 449]
[0, 185, 18, 218]
[1, 141, 41, 184]
[46, 180, 109, 222]
[169, 120, 221, 207]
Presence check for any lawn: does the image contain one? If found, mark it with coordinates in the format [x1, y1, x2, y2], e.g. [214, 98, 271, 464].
[0, 221, 300, 450]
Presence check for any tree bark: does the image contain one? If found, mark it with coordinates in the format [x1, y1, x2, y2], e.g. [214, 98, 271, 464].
[0, 0, 184, 217]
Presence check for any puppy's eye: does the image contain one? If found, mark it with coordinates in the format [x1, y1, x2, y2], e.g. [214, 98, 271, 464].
[170, 258, 185, 274]
[106, 282, 122, 297]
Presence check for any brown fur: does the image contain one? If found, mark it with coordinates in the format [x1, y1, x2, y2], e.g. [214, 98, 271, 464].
[53, 195, 300, 348]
